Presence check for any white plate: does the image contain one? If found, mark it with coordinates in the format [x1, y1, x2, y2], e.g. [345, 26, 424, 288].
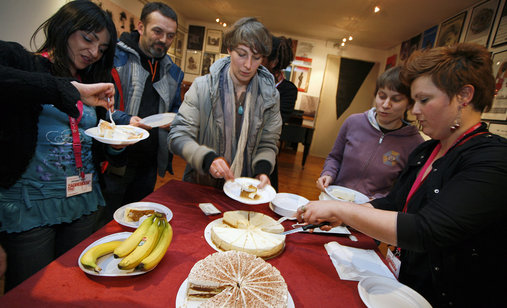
[140, 113, 176, 127]
[78, 232, 154, 276]
[223, 177, 276, 205]
[203, 218, 225, 253]
[175, 278, 295, 308]
[84, 125, 149, 145]
[270, 193, 309, 219]
[114, 202, 173, 228]
[324, 185, 370, 204]
[358, 276, 432, 308]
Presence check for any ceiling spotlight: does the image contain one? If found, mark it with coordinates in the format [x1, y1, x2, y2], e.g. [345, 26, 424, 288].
[223, 23, 227, 27]
[343, 38, 347, 42]
[348, 35, 353, 41]
[341, 42, 345, 46]
[374, 6, 380, 13]
[216, 18, 220, 22]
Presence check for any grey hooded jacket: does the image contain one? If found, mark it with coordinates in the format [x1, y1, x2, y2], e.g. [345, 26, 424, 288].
[168, 57, 281, 187]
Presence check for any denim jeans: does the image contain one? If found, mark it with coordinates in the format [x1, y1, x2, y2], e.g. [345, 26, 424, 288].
[0, 210, 99, 292]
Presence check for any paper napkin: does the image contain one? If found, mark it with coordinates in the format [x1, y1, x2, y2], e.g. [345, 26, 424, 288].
[324, 241, 395, 281]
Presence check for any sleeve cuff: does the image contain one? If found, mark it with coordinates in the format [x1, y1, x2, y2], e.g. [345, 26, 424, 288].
[202, 152, 219, 172]
[253, 160, 272, 177]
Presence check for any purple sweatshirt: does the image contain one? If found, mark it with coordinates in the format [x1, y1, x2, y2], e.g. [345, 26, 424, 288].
[321, 108, 424, 199]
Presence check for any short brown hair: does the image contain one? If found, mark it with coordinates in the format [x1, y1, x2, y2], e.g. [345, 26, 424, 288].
[376, 66, 412, 104]
[401, 43, 495, 112]
[223, 17, 272, 56]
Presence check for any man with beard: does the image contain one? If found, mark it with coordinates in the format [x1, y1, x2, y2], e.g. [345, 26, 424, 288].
[98, 2, 184, 227]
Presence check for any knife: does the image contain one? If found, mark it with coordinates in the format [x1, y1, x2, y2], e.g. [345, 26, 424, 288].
[282, 222, 330, 235]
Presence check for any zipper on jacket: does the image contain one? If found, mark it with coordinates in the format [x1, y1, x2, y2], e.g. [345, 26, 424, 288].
[379, 133, 385, 144]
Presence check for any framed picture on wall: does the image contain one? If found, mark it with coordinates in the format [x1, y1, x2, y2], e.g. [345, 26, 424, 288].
[187, 25, 205, 50]
[436, 11, 467, 47]
[205, 29, 222, 53]
[291, 66, 311, 92]
[201, 52, 216, 75]
[185, 50, 202, 75]
[175, 29, 184, 57]
[482, 50, 507, 120]
[465, 0, 500, 46]
[492, 1, 507, 47]
[421, 25, 438, 49]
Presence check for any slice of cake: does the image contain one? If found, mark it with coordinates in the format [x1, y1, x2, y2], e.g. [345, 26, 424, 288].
[239, 184, 260, 200]
[186, 250, 288, 307]
[211, 211, 285, 258]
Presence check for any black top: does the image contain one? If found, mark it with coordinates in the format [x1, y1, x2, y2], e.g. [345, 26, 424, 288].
[371, 123, 507, 307]
[277, 79, 298, 124]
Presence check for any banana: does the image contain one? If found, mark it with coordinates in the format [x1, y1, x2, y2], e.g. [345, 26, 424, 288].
[118, 217, 162, 270]
[80, 240, 122, 273]
[114, 215, 155, 258]
[137, 220, 173, 271]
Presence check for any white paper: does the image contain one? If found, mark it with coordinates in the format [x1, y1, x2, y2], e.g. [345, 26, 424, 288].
[324, 241, 395, 281]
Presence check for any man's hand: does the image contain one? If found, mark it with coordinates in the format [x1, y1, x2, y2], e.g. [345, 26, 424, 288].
[209, 157, 234, 181]
[255, 174, 271, 189]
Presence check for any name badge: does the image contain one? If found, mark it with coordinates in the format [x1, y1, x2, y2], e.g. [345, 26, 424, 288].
[386, 248, 401, 279]
[66, 173, 93, 197]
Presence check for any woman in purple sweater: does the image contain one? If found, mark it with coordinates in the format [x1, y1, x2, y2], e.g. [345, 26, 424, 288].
[317, 66, 423, 199]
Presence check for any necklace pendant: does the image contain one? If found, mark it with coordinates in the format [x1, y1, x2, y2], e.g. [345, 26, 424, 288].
[238, 106, 244, 115]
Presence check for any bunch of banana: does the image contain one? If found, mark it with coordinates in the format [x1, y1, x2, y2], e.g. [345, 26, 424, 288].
[136, 219, 173, 271]
[80, 240, 122, 272]
[114, 215, 157, 258]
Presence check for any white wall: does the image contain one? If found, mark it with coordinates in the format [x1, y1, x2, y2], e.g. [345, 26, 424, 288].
[0, 0, 68, 49]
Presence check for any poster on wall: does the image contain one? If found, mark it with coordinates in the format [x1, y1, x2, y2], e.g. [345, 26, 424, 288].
[187, 25, 205, 50]
[436, 12, 467, 47]
[465, 0, 499, 46]
[385, 54, 397, 70]
[492, 1, 507, 47]
[294, 41, 313, 66]
[421, 25, 438, 49]
[291, 66, 311, 92]
[201, 53, 216, 75]
[185, 50, 202, 75]
[482, 50, 507, 120]
[205, 29, 222, 53]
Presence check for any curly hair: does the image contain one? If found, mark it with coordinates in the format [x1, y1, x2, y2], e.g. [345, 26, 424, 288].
[266, 36, 295, 73]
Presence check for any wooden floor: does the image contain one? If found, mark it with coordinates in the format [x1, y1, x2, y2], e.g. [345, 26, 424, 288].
[156, 148, 325, 200]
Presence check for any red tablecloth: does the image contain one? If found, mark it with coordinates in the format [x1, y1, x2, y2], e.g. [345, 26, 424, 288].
[0, 180, 380, 307]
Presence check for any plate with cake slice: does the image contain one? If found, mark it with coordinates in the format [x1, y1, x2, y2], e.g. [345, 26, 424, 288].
[114, 202, 173, 228]
[223, 177, 276, 205]
[85, 120, 149, 145]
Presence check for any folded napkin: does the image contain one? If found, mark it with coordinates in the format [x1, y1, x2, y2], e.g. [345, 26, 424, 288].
[324, 241, 395, 281]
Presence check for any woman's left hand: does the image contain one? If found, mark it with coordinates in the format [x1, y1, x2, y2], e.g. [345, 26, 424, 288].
[255, 174, 271, 189]
[71, 81, 115, 109]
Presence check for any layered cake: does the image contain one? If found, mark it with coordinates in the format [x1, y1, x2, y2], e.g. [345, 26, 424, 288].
[187, 250, 288, 307]
[239, 184, 260, 200]
[211, 211, 285, 258]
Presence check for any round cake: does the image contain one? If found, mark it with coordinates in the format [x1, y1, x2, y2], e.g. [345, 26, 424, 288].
[186, 250, 288, 307]
[211, 211, 285, 258]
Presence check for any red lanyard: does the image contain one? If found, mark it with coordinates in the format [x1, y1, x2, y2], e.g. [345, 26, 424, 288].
[39, 51, 86, 179]
[148, 60, 158, 82]
[69, 101, 84, 179]
[402, 123, 484, 213]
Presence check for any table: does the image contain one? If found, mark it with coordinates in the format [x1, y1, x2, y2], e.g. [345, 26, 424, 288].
[0, 180, 381, 307]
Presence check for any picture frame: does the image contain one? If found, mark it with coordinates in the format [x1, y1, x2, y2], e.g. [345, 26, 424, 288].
[187, 25, 205, 51]
[488, 122, 507, 138]
[492, 1, 507, 47]
[185, 50, 202, 75]
[291, 66, 311, 92]
[482, 50, 507, 120]
[175, 29, 184, 58]
[465, 0, 500, 47]
[385, 54, 397, 70]
[436, 11, 467, 47]
[201, 52, 216, 75]
[421, 25, 439, 49]
[205, 29, 222, 53]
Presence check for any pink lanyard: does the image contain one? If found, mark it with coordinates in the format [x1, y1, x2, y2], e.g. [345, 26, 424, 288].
[402, 123, 484, 213]
[40, 51, 85, 179]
